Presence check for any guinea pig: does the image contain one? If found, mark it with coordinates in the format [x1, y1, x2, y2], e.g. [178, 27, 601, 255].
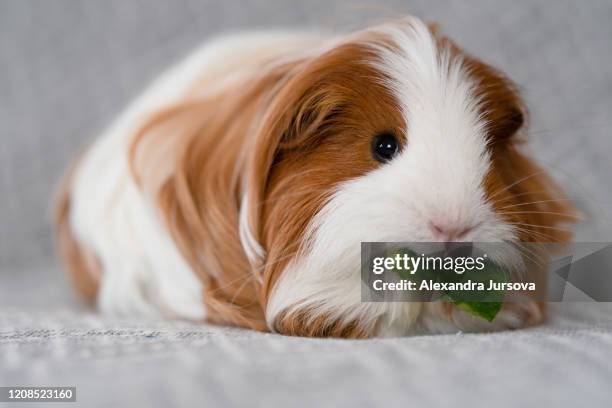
[55, 17, 576, 338]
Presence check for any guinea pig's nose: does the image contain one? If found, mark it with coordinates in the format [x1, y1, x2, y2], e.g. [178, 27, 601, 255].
[428, 221, 475, 242]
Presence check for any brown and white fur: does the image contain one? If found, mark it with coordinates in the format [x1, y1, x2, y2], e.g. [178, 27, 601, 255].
[56, 17, 576, 338]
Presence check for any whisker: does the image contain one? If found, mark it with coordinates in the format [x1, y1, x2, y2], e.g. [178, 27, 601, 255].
[496, 190, 552, 200]
[229, 273, 257, 304]
[510, 241, 546, 270]
[511, 225, 565, 242]
[513, 240, 547, 261]
[259, 247, 303, 270]
[498, 198, 577, 211]
[207, 273, 256, 296]
[208, 245, 304, 300]
[514, 223, 573, 232]
[499, 210, 581, 219]
[486, 170, 546, 202]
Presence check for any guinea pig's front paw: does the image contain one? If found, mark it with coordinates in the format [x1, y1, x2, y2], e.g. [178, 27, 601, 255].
[419, 300, 544, 334]
[487, 300, 544, 330]
[270, 307, 376, 338]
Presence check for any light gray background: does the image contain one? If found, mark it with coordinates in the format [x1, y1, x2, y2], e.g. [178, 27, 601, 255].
[1, 1, 612, 407]
[2, 0, 612, 269]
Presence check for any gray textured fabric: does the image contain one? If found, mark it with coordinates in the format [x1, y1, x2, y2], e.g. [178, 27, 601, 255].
[2, 271, 612, 408]
[2, 301, 612, 408]
[2, 1, 612, 407]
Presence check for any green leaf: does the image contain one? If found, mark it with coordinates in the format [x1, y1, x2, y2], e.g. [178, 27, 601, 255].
[388, 247, 508, 322]
[454, 300, 502, 322]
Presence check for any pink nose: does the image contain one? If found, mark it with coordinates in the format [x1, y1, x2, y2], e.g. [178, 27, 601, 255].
[429, 222, 475, 241]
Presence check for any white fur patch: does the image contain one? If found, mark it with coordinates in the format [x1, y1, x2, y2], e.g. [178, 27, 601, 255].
[239, 192, 266, 268]
[266, 18, 519, 336]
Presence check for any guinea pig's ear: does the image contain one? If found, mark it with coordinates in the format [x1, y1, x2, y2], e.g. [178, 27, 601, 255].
[430, 27, 526, 142]
[263, 74, 343, 151]
[466, 58, 527, 142]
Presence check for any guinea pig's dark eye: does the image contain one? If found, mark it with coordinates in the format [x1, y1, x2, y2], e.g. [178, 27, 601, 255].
[371, 132, 399, 163]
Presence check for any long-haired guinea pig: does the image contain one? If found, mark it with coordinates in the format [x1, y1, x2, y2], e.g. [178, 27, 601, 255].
[55, 17, 576, 338]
